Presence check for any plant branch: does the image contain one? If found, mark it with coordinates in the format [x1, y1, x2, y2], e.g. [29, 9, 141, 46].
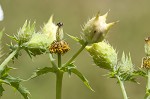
[63, 42, 88, 67]
[56, 53, 63, 99]
[56, 71, 63, 99]
[0, 48, 19, 74]
[145, 70, 150, 99]
[117, 76, 128, 99]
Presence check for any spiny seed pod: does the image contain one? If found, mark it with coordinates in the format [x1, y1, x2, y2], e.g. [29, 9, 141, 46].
[86, 41, 117, 71]
[145, 37, 150, 56]
[117, 52, 134, 74]
[83, 11, 117, 44]
[49, 40, 70, 54]
[141, 57, 150, 70]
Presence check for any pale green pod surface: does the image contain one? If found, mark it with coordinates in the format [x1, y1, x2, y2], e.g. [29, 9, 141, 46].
[83, 12, 116, 44]
[42, 15, 57, 42]
[27, 33, 52, 48]
[86, 41, 117, 70]
[24, 33, 53, 55]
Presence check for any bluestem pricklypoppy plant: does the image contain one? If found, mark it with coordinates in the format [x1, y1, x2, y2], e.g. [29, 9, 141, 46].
[0, 10, 149, 99]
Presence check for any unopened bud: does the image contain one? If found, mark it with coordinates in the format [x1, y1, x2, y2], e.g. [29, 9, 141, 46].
[83, 12, 117, 44]
[86, 41, 117, 71]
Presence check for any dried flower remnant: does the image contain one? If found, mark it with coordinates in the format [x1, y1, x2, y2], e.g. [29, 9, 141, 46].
[49, 40, 70, 54]
[142, 57, 150, 69]
[49, 22, 70, 54]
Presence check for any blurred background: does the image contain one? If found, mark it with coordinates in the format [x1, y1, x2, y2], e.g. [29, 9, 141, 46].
[0, 0, 150, 99]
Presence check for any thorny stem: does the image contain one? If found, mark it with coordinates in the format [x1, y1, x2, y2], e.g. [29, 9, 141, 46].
[117, 76, 128, 99]
[0, 48, 19, 74]
[145, 70, 150, 99]
[63, 42, 88, 67]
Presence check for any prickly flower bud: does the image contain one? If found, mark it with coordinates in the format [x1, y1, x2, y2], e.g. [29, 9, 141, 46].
[17, 21, 35, 44]
[117, 52, 134, 74]
[86, 41, 117, 71]
[83, 12, 117, 44]
[145, 37, 150, 56]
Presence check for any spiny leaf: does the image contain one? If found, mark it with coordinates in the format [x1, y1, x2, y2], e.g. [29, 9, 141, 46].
[30, 67, 56, 79]
[2, 75, 30, 99]
[6, 33, 19, 42]
[119, 73, 139, 83]
[70, 68, 94, 91]
[62, 63, 76, 76]
[0, 84, 4, 96]
[145, 89, 150, 99]
[67, 34, 85, 45]
[11, 83, 30, 99]
[1, 66, 16, 78]
[133, 69, 147, 77]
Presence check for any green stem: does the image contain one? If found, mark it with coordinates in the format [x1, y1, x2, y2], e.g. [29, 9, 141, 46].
[56, 53, 63, 99]
[63, 42, 88, 67]
[147, 70, 150, 90]
[56, 71, 63, 99]
[117, 76, 128, 99]
[58, 53, 61, 68]
[0, 49, 19, 73]
[145, 70, 150, 99]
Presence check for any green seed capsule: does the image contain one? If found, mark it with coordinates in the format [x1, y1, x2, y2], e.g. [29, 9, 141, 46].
[86, 41, 117, 71]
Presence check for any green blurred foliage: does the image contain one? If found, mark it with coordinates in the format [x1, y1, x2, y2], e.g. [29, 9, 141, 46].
[0, 0, 150, 99]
